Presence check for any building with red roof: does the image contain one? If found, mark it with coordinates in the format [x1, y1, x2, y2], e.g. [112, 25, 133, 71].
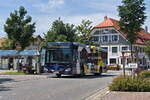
[91, 16, 150, 68]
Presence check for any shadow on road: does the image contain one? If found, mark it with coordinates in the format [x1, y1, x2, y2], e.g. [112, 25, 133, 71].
[52, 74, 116, 79]
[0, 78, 14, 84]
[0, 85, 11, 91]
[0, 78, 14, 92]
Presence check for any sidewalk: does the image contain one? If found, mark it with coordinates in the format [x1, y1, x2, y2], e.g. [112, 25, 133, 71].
[85, 87, 150, 100]
[101, 91, 150, 100]
[85, 70, 150, 100]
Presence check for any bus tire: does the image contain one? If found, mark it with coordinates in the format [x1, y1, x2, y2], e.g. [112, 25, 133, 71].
[56, 74, 61, 78]
[94, 73, 100, 76]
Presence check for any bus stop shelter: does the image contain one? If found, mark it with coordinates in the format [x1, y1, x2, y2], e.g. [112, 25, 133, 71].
[0, 50, 40, 73]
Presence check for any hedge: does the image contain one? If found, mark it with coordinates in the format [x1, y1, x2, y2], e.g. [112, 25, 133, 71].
[109, 75, 150, 92]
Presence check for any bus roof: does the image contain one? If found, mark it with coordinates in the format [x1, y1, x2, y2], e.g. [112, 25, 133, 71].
[47, 42, 83, 48]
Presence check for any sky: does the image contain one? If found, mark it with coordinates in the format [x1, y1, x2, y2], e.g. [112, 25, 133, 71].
[0, 0, 150, 37]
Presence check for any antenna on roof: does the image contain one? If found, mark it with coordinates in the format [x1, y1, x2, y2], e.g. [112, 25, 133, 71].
[104, 16, 108, 20]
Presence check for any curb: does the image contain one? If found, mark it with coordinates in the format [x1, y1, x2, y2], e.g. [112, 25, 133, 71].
[85, 87, 110, 100]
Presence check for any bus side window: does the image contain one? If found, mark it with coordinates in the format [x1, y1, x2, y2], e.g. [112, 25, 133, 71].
[72, 50, 77, 62]
[80, 49, 88, 63]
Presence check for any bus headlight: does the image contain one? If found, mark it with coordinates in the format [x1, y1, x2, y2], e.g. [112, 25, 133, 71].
[51, 69, 55, 72]
[65, 68, 71, 72]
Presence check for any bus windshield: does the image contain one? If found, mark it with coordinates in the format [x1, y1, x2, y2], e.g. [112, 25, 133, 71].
[46, 48, 72, 63]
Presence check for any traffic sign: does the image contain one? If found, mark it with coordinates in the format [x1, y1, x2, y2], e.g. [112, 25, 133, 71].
[127, 63, 138, 69]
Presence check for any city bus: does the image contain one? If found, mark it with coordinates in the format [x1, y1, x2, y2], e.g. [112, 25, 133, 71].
[40, 42, 107, 77]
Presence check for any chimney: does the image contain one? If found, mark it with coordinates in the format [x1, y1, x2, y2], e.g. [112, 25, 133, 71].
[145, 26, 148, 33]
[104, 16, 108, 20]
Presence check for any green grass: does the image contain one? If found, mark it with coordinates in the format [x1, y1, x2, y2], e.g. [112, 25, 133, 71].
[3, 72, 25, 75]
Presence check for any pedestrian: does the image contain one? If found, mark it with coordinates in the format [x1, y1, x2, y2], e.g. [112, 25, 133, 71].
[8, 62, 11, 70]
[10, 63, 14, 70]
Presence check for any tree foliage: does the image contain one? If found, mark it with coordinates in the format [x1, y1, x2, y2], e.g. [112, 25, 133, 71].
[118, 0, 146, 61]
[44, 18, 76, 44]
[0, 38, 14, 50]
[4, 6, 35, 50]
[76, 20, 93, 44]
[43, 19, 93, 47]
[118, 0, 146, 44]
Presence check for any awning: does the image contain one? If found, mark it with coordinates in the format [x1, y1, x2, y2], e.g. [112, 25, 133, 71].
[0, 50, 39, 56]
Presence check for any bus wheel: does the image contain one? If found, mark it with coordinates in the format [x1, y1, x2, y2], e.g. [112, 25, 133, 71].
[94, 73, 100, 76]
[56, 74, 61, 78]
[81, 71, 85, 76]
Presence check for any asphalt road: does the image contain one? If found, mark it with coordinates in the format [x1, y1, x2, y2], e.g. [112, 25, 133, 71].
[0, 71, 120, 100]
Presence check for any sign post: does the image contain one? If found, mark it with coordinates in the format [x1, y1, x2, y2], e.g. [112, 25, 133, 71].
[127, 63, 138, 77]
[121, 50, 133, 77]
[122, 52, 125, 77]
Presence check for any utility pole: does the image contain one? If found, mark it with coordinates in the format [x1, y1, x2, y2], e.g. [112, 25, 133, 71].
[122, 51, 125, 77]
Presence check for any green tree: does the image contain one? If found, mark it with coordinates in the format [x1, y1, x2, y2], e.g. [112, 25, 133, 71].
[45, 30, 67, 42]
[44, 18, 76, 44]
[65, 24, 77, 42]
[0, 38, 14, 50]
[76, 20, 93, 44]
[4, 6, 35, 50]
[118, 0, 146, 61]
[145, 40, 150, 60]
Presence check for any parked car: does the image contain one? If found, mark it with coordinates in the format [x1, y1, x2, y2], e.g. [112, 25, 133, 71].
[108, 64, 120, 70]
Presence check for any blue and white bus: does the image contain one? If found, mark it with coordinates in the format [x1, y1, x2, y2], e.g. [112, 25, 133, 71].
[41, 42, 107, 77]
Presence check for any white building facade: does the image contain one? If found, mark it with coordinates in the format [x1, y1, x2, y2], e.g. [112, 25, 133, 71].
[91, 16, 150, 68]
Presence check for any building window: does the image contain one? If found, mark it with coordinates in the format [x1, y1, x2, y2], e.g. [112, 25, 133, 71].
[102, 35, 108, 42]
[99, 36, 102, 42]
[121, 58, 123, 64]
[110, 29, 118, 33]
[112, 35, 118, 42]
[93, 36, 99, 42]
[112, 47, 118, 53]
[122, 46, 128, 51]
[100, 29, 104, 34]
[101, 47, 108, 52]
[110, 58, 116, 64]
[109, 35, 112, 42]
[94, 30, 99, 35]
[134, 46, 137, 51]
[139, 47, 144, 53]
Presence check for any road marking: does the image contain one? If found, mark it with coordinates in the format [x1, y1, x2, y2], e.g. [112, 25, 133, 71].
[84, 87, 109, 100]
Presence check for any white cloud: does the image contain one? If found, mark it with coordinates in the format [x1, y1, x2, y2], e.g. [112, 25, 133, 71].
[62, 13, 119, 26]
[34, 0, 64, 13]
[33, 15, 56, 36]
[87, 0, 120, 12]
[0, 17, 6, 37]
[145, 12, 150, 32]
[34, 13, 119, 37]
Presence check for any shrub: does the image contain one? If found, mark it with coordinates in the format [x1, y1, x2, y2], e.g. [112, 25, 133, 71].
[4, 72, 25, 75]
[109, 75, 150, 92]
[108, 64, 120, 70]
[139, 70, 150, 79]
